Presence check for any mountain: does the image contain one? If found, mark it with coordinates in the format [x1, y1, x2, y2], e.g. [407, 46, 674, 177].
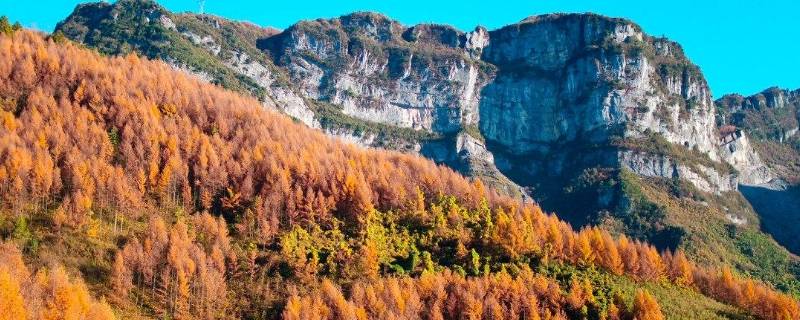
[6, 23, 800, 319]
[52, 0, 800, 298]
[717, 87, 800, 183]
[716, 87, 800, 256]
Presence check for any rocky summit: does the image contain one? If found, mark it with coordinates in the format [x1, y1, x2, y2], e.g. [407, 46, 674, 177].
[55, 0, 800, 297]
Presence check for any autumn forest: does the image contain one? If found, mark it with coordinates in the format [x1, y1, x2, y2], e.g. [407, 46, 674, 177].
[0, 20, 797, 320]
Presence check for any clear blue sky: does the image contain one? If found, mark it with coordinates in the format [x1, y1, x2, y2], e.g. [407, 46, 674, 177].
[1, 0, 798, 97]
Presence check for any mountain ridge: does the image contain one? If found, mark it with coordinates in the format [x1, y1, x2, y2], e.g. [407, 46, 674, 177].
[52, 0, 800, 300]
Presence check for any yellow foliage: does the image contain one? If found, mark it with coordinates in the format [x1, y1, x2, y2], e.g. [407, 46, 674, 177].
[632, 289, 664, 320]
[0, 266, 27, 320]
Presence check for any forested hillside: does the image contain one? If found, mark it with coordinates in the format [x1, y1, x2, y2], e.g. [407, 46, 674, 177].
[0, 24, 797, 319]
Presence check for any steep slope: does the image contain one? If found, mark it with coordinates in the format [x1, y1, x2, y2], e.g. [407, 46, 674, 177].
[55, 0, 317, 125]
[54, 0, 800, 298]
[717, 87, 800, 183]
[1, 26, 799, 319]
[56, 0, 526, 198]
[717, 88, 800, 255]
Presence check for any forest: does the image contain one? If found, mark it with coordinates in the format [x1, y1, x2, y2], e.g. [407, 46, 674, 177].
[0, 23, 797, 319]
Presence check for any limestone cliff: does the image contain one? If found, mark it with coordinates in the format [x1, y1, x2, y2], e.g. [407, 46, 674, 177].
[717, 87, 800, 184]
[257, 12, 777, 198]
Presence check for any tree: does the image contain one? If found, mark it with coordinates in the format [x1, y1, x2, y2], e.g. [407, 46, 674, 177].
[632, 290, 663, 320]
[666, 250, 693, 286]
[0, 266, 26, 320]
[0, 16, 14, 35]
[0, 28, 796, 320]
[111, 252, 132, 299]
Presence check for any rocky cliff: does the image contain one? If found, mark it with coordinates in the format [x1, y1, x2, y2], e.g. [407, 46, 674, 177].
[256, 12, 779, 197]
[717, 87, 800, 184]
[717, 87, 800, 143]
[716, 87, 800, 256]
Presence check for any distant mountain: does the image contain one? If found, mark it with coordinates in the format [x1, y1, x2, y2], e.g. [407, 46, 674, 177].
[55, 0, 800, 298]
[716, 87, 800, 255]
[717, 87, 800, 183]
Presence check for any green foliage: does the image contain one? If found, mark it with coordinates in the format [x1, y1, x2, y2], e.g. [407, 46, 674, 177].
[469, 248, 482, 275]
[107, 127, 120, 149]
[12, 216, 38, 253]
[50, 31, 68, 44]
[732, 227, 800, 296]
[460, 124, 485, 143]
[0, 16, 21, 35]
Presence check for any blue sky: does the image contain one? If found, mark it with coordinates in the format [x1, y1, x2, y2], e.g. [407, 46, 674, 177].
[1, 0, 798, 97]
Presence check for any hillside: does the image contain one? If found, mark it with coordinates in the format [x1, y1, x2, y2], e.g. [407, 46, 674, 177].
[716, 88, 800, 257]
[0, 21, 798, 319]
[52, 0, 800, 298]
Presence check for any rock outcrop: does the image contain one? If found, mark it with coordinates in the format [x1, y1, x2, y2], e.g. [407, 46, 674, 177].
[259, 12, 491, 133]
[717, 87, 800, 142]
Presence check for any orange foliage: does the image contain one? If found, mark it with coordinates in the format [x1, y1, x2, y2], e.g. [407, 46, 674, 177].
[113, 215, 229, 319]
[283, 270, 574, 320]
[632, 290, 663, 320]
[0, 30, 796, 320]
[0, 242, 116, 320]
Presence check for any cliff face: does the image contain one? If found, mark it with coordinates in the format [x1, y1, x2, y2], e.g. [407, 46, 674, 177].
[58, 2, 775, 198]
[256, 12, 529, 196]
[477, 14, 738, 195]
[480, 14, 716, 156]
[260, 13, 491, 133]
[256, 12, 776, 196]
[716, 88, 800, 184]
[717, 87, 800, 143]
[716, 88, 800, 255]
[44, 1, 800, 288]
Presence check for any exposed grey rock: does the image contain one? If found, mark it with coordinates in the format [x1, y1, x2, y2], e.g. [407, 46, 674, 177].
[717, 87, 800, 111]
[480, 14, 718, 159]
[619, 151, 737, 193]
[172, 11, 779, 203]
[464, 27, 489, 58]
[718, 131, 775, 186]
[160, 15, 176, 30]
[58, 2, 784, 203]
[176, 27, 318, 128]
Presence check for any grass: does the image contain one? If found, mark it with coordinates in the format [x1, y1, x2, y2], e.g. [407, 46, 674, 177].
[632, 174, 800, 298]
[538, 263, 753, 320]
[610, 274, 753, 319]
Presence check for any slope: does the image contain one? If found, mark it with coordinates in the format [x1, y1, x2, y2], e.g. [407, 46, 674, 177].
[716, 88, 800, 256]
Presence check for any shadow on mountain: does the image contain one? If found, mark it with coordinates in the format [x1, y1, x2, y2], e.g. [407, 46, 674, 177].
[740, 184, 800, 255]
